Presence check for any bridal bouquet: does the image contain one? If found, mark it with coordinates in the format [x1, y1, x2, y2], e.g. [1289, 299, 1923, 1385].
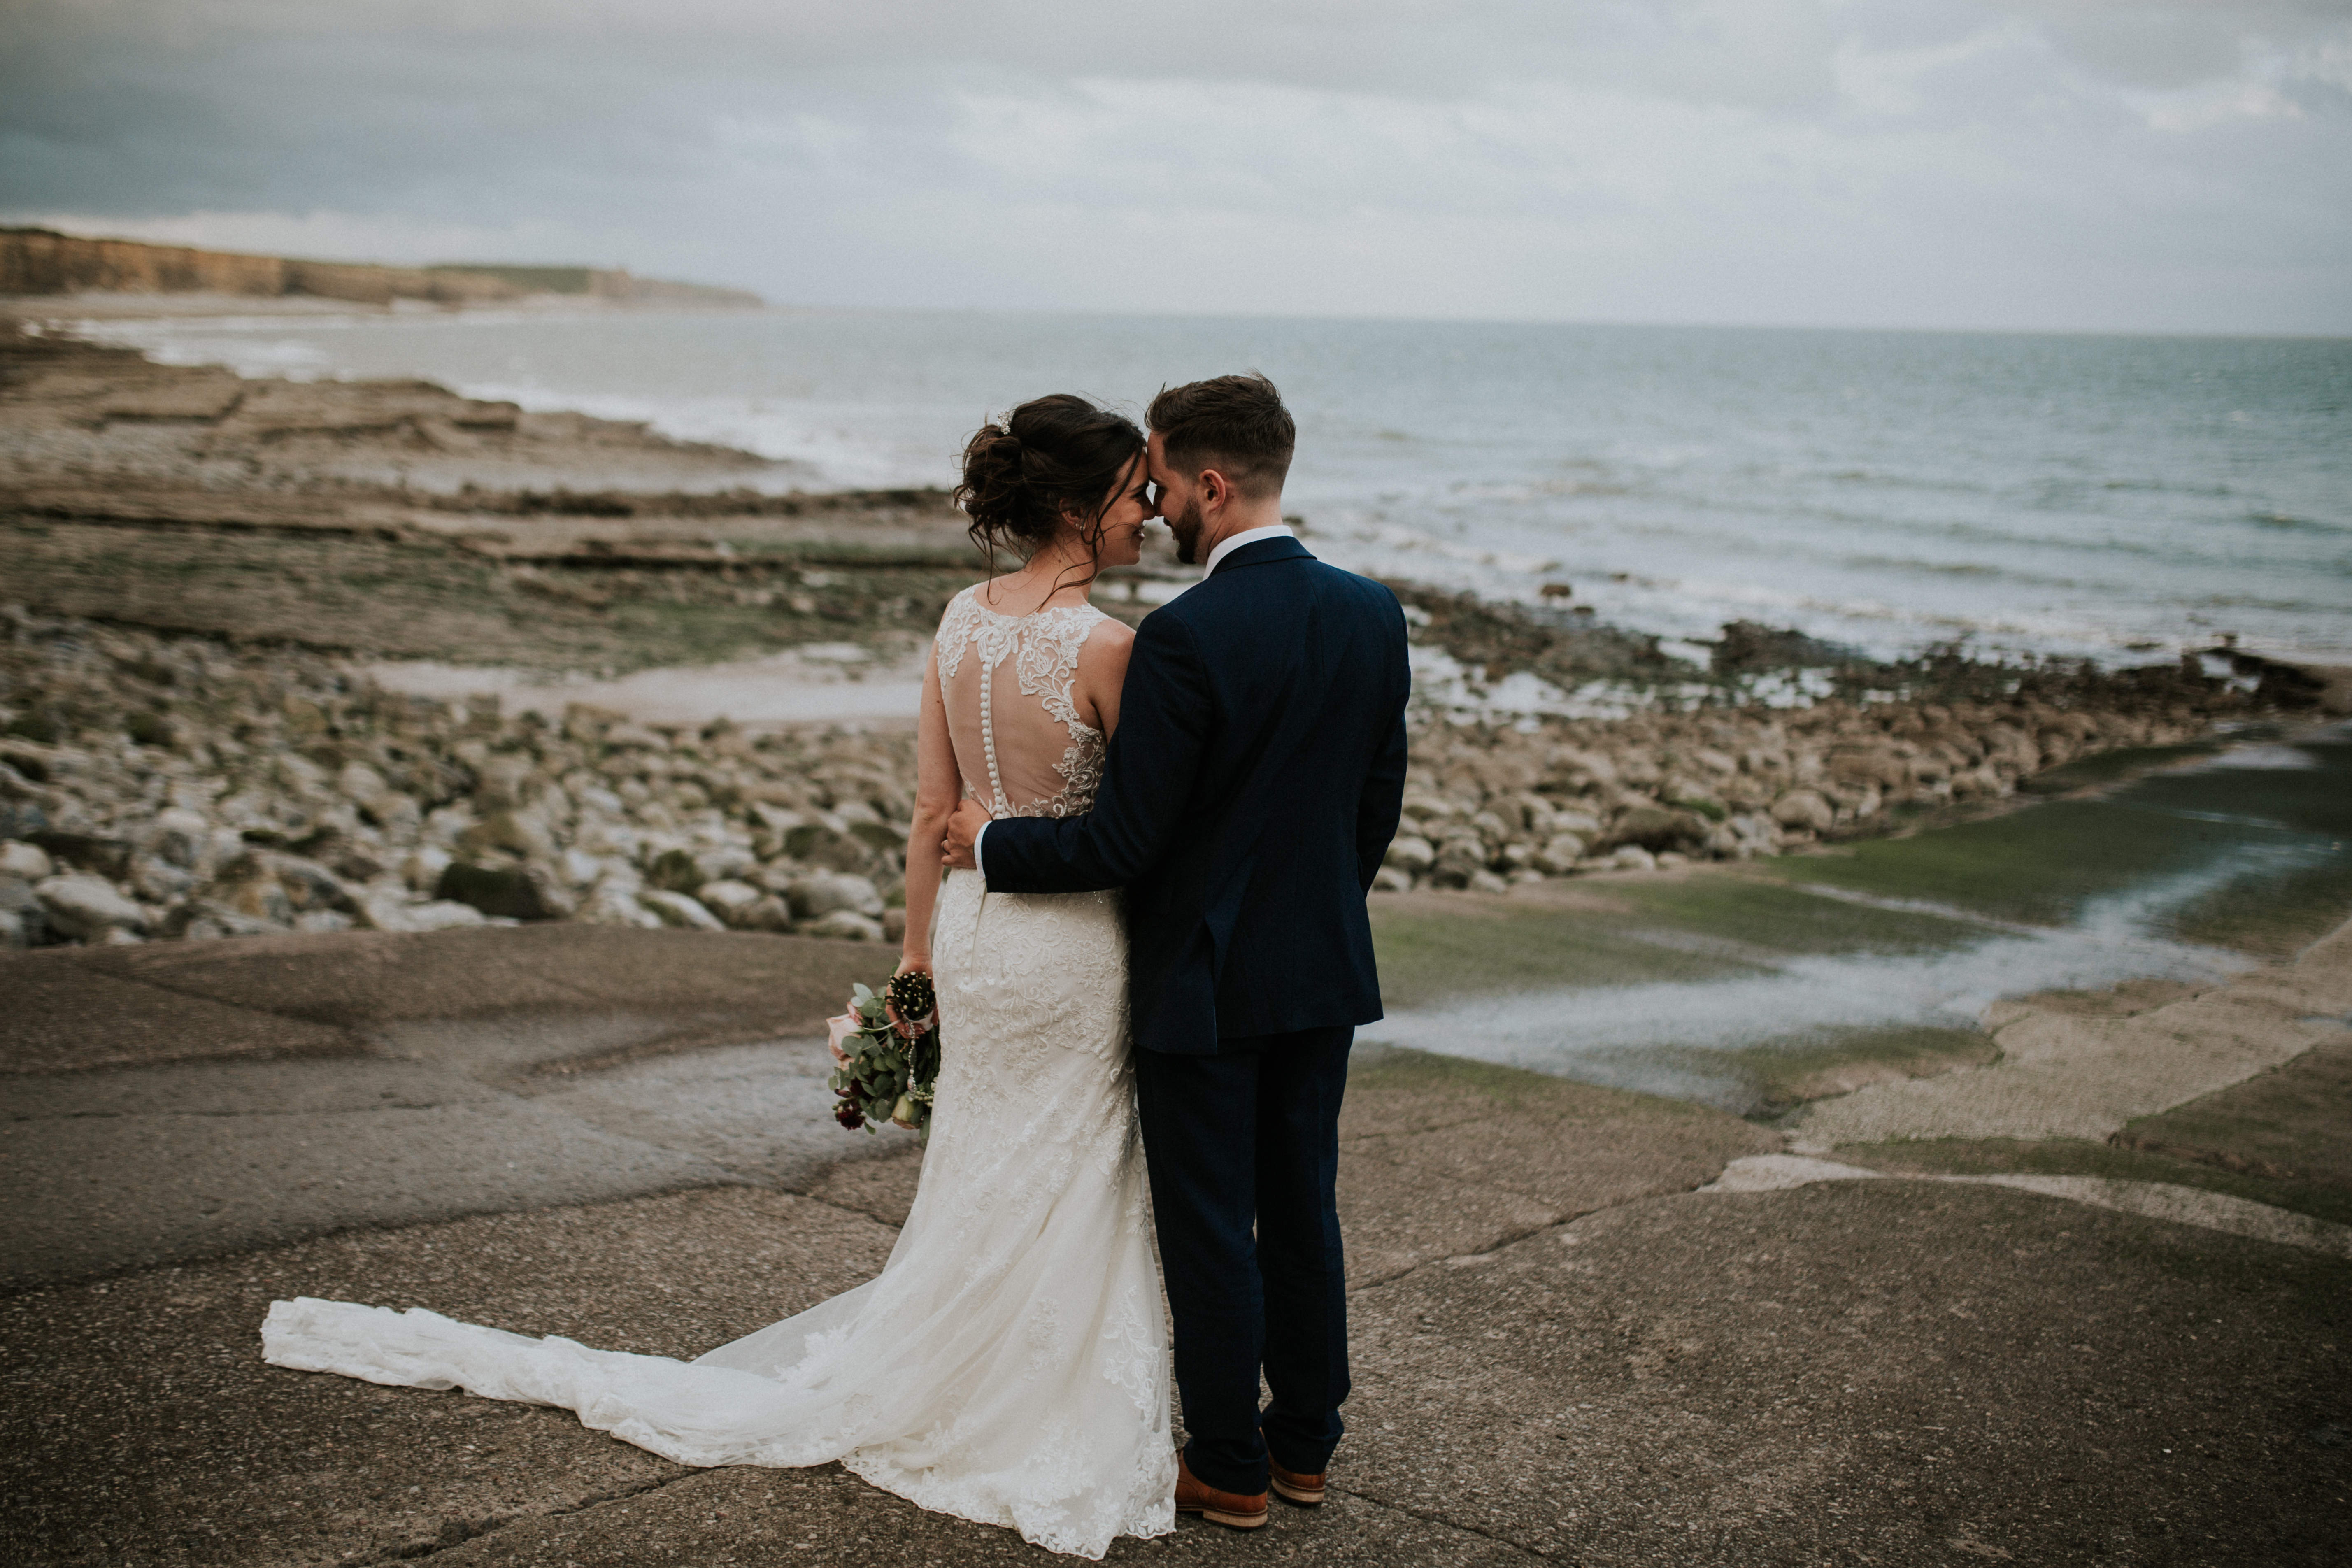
[827, 970, 941, 1136]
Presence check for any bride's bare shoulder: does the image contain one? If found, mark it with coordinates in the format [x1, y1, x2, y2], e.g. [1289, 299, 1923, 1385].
[1077, 612, 1134, 670]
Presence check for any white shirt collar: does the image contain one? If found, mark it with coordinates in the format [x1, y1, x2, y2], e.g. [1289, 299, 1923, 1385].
[1203, 523, 1296, 576]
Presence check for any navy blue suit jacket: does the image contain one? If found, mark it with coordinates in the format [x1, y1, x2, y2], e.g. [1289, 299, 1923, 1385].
[978, 536, 1412, 1055]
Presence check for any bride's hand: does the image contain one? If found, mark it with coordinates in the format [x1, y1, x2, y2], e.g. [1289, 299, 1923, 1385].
[895, 952, 933, 977]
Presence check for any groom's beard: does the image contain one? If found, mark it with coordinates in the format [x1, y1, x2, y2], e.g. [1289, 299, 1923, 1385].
[1169, 497, 1205, 566]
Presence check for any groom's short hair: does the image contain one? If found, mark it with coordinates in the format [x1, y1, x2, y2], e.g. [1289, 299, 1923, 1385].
[1148, 373, 1294, 500]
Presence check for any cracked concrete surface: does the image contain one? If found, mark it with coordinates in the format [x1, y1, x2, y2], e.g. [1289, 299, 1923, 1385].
[4, 924, 2347, 1565]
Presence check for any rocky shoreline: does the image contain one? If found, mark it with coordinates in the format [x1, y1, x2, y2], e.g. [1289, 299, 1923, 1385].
[0, 602, 2294, 952]
[3, 312, 2337, 951]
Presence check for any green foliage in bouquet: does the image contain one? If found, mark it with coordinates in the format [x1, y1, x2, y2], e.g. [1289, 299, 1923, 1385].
[828, 970, 941, 1135]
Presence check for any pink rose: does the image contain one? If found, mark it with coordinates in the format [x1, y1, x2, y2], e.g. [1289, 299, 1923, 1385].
[826, 1012, 858, 1067]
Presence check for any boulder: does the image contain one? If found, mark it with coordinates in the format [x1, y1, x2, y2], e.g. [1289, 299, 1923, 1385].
[159, 900, 287, 940]
[0, 839, 55, 879]
[35, 873, 150, 940]
[1383, 835, 1436, 873]
[249, 851, 357, 914]
[577, 883, 666, 930]
[1371, 865, 1414, 893]
[785, 872, 885, 921]
[694, 845, 760, 884]
[435, 861, 575, 921]
[459, 808, 556, 862]
[696, 878, 768, 928]
[336, 761, 392, 801]
[209, 872, 297, 926]
[0, 875, 49, 946]
[1825, 744, 1908, 791]
[1610, 845, 1658, 872]
[644, 847, 705, 894]
[355, 889, 489, 932]
[0, 802, 51, 842]
[1531, 833, 1587, 875]
[401, 845, 453, 893]
[30, 831, 134, 879]
[1770, 789, 1836, 833]
[361, 791, 423, 835]
[1601, 805, 1708, 851]
[638, 888, 725, 931]
[130, 853, 195, 903]
[801, 909, 885, 941]
[784, 820, 872, 873]
[141, 809, 212, 870]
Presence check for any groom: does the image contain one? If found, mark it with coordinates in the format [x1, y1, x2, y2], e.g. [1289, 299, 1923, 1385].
[944, 372, 1410, 1529]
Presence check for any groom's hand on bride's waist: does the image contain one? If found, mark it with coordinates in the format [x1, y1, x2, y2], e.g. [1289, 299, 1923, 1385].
[942, 798, 991, 872]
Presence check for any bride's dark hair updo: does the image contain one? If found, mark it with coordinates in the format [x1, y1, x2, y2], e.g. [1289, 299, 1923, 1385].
[956, 394, 1145, 567]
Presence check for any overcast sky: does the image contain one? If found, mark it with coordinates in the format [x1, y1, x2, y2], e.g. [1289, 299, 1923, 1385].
[4, 0, 2347, 334]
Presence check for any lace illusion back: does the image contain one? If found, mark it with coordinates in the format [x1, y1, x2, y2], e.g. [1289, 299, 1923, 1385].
[934, 586, 1111, 822]
[260, 588, 1173, 1559]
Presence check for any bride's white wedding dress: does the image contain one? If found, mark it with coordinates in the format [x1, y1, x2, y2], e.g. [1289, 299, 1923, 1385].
[262, 587, 1174, 1559]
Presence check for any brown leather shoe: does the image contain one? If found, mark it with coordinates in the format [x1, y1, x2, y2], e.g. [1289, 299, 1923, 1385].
[1175, 1451, 1268, 1530]
[1263, 1434, 1326, 1507]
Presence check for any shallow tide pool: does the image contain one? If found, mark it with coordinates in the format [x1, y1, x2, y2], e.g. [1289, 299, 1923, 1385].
[1363, 722, 2352, 1116]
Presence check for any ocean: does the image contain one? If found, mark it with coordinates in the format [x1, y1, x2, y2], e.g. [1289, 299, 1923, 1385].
[91, 307, 2352, 668]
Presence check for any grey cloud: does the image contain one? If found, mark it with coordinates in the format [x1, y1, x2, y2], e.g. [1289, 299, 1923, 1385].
[0, 0, 2344, 331]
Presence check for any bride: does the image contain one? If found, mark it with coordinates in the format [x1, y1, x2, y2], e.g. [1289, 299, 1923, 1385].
[262, 394, 1175, 1560]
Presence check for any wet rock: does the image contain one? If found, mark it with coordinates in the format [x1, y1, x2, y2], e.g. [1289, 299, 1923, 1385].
[435, 861, 575, 921]
[35, 873, 149, 940]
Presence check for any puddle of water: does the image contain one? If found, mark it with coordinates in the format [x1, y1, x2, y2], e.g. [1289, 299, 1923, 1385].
[1364, 724, 2352, 1114]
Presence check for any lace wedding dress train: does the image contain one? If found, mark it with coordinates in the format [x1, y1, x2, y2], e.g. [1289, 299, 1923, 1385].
[262, 589, 1174, 1559]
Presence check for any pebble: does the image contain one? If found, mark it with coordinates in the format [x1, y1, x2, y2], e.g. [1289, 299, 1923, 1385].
[0, 604, 2256, 948]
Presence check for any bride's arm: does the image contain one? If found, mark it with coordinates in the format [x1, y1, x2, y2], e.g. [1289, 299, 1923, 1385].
[898, 644, 957, 975]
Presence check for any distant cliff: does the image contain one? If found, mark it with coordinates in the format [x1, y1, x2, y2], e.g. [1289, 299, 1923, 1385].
[0, 229, 762, 309]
